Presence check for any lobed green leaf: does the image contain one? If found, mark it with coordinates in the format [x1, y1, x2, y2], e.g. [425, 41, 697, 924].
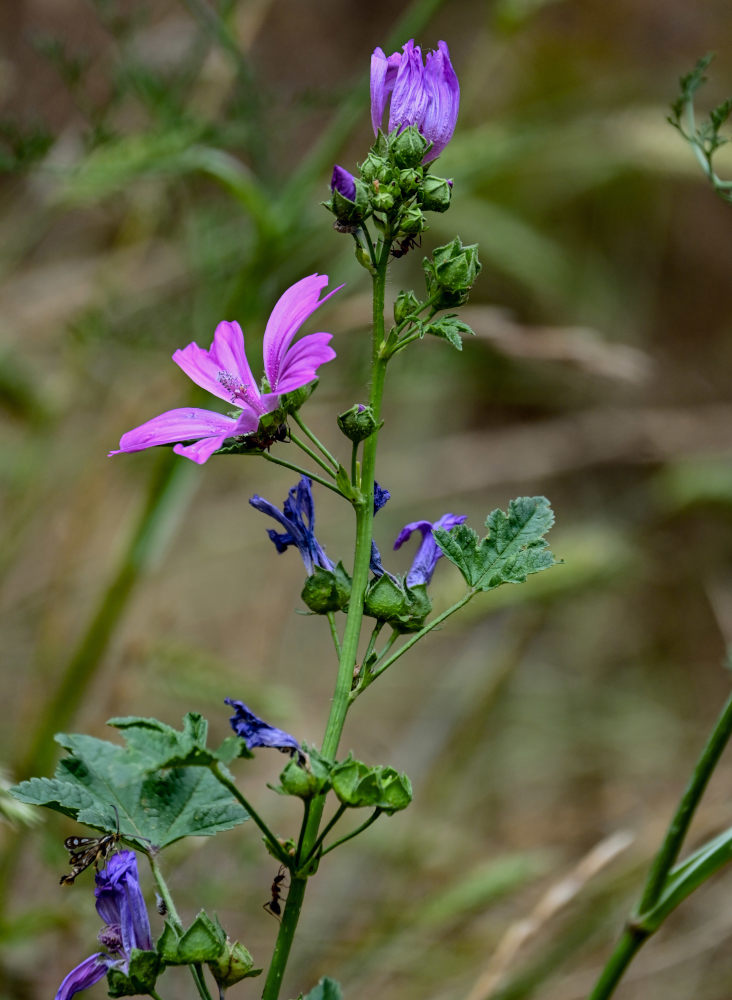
[434, 496, 557, 592]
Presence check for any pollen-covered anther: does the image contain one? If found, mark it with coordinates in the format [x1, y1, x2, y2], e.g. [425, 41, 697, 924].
[217, 370, 247, 402]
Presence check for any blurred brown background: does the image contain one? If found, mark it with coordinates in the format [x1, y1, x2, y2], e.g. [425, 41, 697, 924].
[3, 1, 732, 998]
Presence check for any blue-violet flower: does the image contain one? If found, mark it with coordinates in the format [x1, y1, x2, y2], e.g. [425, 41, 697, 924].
[371, 40, 459, 161]
[55, 851, 152, 1000]
[331, 164, 357, 201]
[225, 698, 301, 756]
[249, 477, 333, 575]
[394, 512, 466, 587]
[110, 273, 342, 465]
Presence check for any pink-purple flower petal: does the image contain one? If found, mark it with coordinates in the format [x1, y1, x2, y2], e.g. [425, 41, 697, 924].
[174, 321, 263, 411]
[270, 332, 336, 395]
[262, 274, 343, 392]
[109, 407, 239, 457]
[370, 39, 459, 161]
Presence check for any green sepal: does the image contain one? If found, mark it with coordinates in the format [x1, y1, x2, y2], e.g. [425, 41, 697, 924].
[423, 237, 481, 308]
[301, 563, 352, 614]
[208, 938, 262, 987]
[299, 977, 343, 1000]
[396, 204, 425, 237]
[359, 149, 390, 183]
[279, 745, 333, 799]
[331, 754, 412, 813]
[157, 911, 226, 965]
[434, 497, 557, 592]
[398, 167, 422, 195]
[418, 174, 452, 213]
[393, 290, 421, 327]
[337, 404, 379, 443]
[422, 314, 475, 351]
[326, 178, 371, 225]
[106, 949, 161, 997]
[363, 575, 432, 632]
[390, 125, 429, 168]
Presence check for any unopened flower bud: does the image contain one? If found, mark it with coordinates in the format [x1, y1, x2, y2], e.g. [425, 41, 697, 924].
[328, 164, 370, 225]
[419, 174, 452, 213]
[337, 403, 379, 443]
[391, 125, 430, 168]
[360, 150, 390, 183]
[423, 236, 481, 306]
[398, 167, 421, 195]
[397, 204, 425, 236]
[371, 184, 396, 212]
[393, 290, 420, 326]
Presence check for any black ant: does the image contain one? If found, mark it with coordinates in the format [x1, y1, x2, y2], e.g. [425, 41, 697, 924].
[391, 233, 422, 259]
[263, 865, 288, 919]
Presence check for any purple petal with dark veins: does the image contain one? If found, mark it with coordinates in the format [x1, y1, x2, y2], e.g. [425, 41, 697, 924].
[262, 274, 342, 393]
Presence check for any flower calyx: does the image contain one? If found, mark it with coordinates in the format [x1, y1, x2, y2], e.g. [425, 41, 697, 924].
[337, 403, 380, 443]
[423, 236, 482, 307]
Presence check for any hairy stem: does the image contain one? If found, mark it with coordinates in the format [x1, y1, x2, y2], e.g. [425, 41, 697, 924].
[291, 412, 340, 470]
[260, 451, 342, 496]
[260, 239, 391, 1000]
[209, 762, 289, 866]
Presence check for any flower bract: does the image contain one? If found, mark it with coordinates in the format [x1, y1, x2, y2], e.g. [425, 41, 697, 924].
[225, 698, 301, 756]
[249, 476, 334, 575]
[110, 274, 342, 465]
[371, 40, 459, 161]
[55, 851, 152, 1000]
[394, 512, 466, 587]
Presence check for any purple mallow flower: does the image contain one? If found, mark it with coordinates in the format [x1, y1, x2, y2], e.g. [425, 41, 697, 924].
[371, 39, 459, 161]
[225, 698, 301, 756]
[55, 851, 152, 1000]
[331, 164, 357, 201]
[394, 512, 467, 587]
[109, 274, 342, 465]
[250, 476, 334, 575]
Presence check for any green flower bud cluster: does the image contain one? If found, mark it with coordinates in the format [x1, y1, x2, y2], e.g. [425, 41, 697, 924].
[279, 748, 412, 816]
[364, 574, 432, 632]
[331, 755, 412, 814]
[324, 126, 453, 253]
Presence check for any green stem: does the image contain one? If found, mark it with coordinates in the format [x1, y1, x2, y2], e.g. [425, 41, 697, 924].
[351, 442, 360, 485]
[260, 238, 392, 1000]
[319, 808, 382, 860]
[260, 451, 342, 497]
[299, 804, 348, 870]
[360, 621, 385, 676]
[639, 688, 732, 912]
[295, 799, 311, 868]
[289, 432, 337, 478]
[209, 762, 289, 866]
[588, 688, 732, 999]
[147, 852, 214, 1000]
[326, 611, 342, 658]
[291, 412, 340, 470]
[587, 926, 648, 1000]
[353, 590, 475, 698]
